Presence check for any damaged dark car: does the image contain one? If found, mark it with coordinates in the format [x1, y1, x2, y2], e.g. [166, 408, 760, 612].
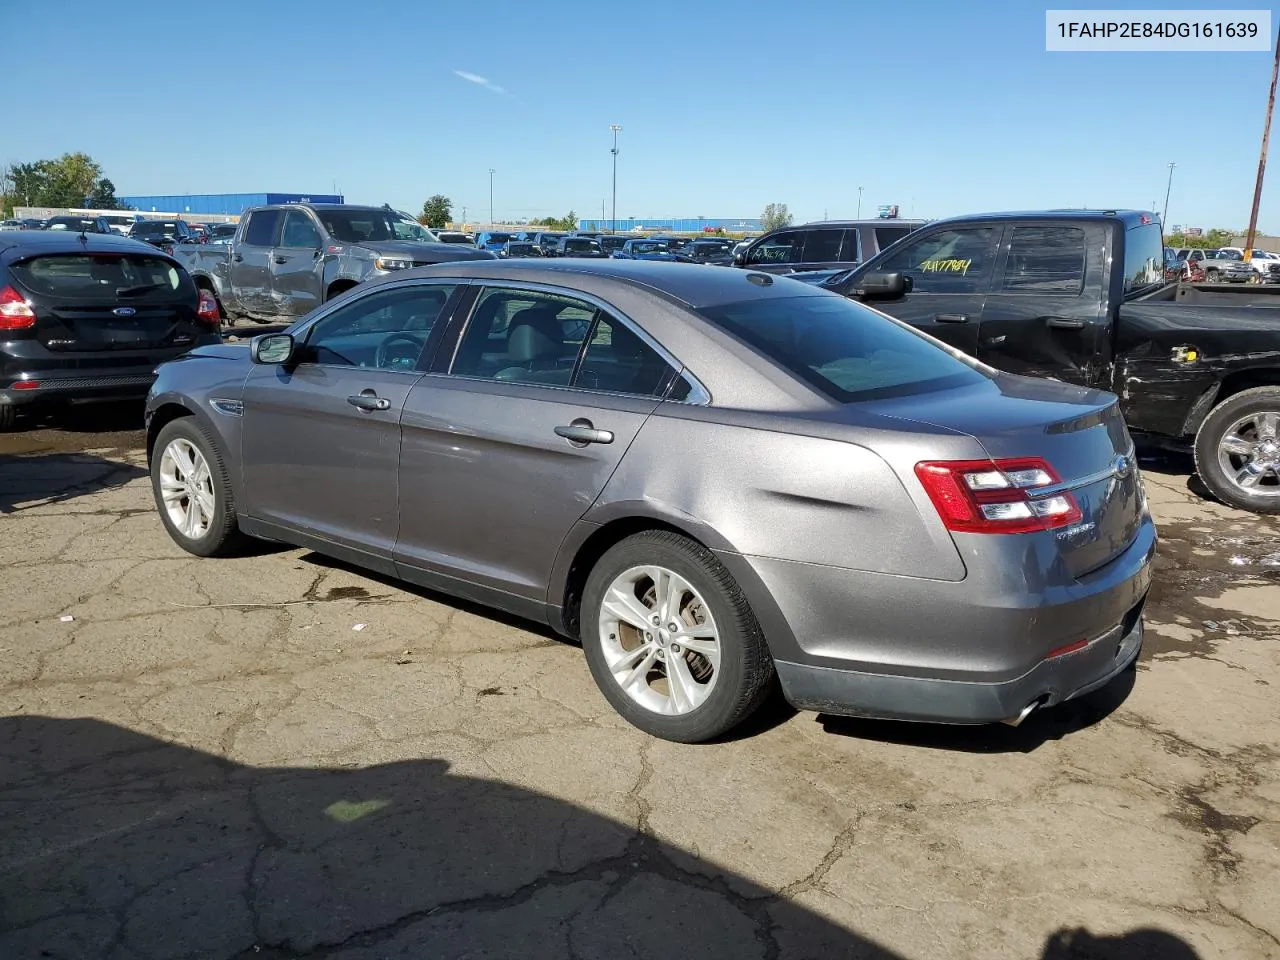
[821, 210, 1280, 514]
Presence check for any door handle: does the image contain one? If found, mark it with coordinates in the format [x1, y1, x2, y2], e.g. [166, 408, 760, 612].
[934, 313, 969, 324]
[1046, 317, 1085, 330]
[347, 391, 391, 412]
[554, 420, 614, 445]
[273, 256, 288, 264]
[232, 254, 244, 262]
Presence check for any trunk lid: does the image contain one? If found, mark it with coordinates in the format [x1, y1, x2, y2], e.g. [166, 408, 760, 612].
[9, 252, 205, 353]
[867, 374, 1143, 579]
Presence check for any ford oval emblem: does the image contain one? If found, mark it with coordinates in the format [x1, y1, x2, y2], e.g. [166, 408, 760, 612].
[1112, 454, 1132, 479]
[112, 307, 137, 317]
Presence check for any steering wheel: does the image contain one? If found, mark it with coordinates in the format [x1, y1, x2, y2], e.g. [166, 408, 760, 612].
[375, 332, 426, 369]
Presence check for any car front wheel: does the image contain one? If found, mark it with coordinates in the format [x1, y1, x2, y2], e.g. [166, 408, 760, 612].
[581, 531, 775, 743]
[150, 417, 246, 556]
[1194, 387, 1280, 514]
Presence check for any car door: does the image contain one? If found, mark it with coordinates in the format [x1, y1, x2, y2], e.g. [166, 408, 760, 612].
[232, 209, 282, 317]
[394, 284, 679, 614]
[271, 210, 325, 318]
[240, 281, 461, 570]
[976, 222, 1108, 384]
[847, 224, 1001, 355]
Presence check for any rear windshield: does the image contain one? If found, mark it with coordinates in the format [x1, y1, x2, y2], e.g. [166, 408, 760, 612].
[131, 222, 181, 236]
[564, 239, 601, 252]
[11, 254, 184, 299]
[46, 218, 97, 230]
[697, 294, 985, 402]
[485, 233, 514, 244]
[1122, 223, 1167, 296]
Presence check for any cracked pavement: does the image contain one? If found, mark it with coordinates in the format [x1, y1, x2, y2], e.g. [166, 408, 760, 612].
[1, 408, 1278, 959]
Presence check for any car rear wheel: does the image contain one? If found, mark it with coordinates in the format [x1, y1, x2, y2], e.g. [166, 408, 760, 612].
[581, 531, 775, 742]
[1194, 387, 1280, 514]
[0, 405, 16, 432]
[150, 418, 246, 556]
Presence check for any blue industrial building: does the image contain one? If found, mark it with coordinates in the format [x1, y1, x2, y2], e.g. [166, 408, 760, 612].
[117, 192, 345, 216]
[577, 217, 763, 233]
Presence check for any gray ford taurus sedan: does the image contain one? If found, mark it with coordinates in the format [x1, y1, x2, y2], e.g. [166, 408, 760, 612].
[146, 259, 1155, 742]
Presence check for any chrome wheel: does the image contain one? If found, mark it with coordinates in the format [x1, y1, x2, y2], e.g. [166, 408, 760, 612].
[1217, 411, 1280, 497]
[598, 565, 720, 715]
[158, 438, 216, 538]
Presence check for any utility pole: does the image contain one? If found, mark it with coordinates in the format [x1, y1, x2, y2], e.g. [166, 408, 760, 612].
[489, 169, 495, 227]
[1246, 23, 1280, 258]
[1162, 162, 1175, 227]
[609, 124, 622, 233]
[857, 186, 864, 219]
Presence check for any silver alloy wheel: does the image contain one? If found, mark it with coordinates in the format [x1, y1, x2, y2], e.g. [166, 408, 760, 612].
[1217, 410, 1280, 497]
[598, 564, 721, 715]
[158, 437, 216, 539]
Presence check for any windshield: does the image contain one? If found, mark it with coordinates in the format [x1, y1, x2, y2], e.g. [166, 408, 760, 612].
[1216, 249, 1243, 261]
[632, 241, 669, 254]
[564, 239, 601, 252]
[483, 233, 514, 245]
[212, 224, 237, 237]
[315, 210, 403, 243]
[697, 294, 985, 402]
[392, 218, 436, 242]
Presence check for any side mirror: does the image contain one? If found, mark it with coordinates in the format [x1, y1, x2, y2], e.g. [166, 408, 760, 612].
[251, 333, 295, 365]
[855, 271, 912, 299]
[733, 251, 746, 265]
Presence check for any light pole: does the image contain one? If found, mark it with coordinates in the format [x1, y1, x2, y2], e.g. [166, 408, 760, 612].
[609, 124, 622, 233]
[1162, 162, 1175, 226]
[857, 186, 864, 219]
[488, 169, 495, 227]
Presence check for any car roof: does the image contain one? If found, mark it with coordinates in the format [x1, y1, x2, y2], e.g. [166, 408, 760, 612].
[928, 209, 1156, 229]
[399, 257, 824, 309]
[0, 231, 167, 259]
[792, 219, 927, 229]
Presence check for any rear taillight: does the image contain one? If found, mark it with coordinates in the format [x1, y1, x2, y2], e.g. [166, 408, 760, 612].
[196, 291, 220, 327]
[914, 458, 1081, 535]
[0, 285, 36, 330]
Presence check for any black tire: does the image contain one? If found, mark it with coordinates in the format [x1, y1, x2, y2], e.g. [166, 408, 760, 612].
[0, 405, 17, 432]
[581, 530, 775, 743]
[1193, 386, 1280, 514]
[1206, 268, 1219, 282]
[150, 416, 247, 556]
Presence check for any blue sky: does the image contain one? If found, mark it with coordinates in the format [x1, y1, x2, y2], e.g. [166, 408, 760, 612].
[5, 0, 1279, 230]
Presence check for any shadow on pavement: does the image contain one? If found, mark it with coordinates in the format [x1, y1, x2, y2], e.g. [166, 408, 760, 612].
[0, 451, 147, 514]
[0, 715, 1200, 959]
[818, 664, 1136, 754]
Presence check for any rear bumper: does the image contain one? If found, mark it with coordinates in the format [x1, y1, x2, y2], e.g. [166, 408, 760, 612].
[721, 514, 1156, 724]
[0, 370, 158, 406]
[775, 606, 1143, 724]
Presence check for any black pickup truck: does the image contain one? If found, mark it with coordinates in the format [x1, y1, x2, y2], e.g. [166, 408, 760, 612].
[822, 210, 1280, 513]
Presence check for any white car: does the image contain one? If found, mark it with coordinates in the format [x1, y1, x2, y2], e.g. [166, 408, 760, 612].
[101, 213, 146, 236]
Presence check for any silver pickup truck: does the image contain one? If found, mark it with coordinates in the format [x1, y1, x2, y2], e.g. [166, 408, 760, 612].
[175, 203, 495, 324]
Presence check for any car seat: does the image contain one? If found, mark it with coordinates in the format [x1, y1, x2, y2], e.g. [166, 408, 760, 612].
[493, 306, 570, 383]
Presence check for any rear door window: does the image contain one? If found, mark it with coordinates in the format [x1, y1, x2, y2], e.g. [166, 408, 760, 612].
[576, 316, 676, 396]
[450, 288, 596, 386]
[998, 226, 1086, 295]
[11, 254, 185, 300]
[839, 229, 862, 262]
[243, 210, 283, 247]
[873, 226, 913, 253]
[800, 229, 843, 263]
[876, 226, 1000, 294]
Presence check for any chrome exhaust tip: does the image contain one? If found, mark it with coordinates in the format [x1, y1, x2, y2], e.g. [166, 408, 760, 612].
[1001, 698, 1044, 728]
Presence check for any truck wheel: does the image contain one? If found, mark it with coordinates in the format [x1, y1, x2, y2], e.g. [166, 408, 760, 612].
[1206, 268, 1219, 282]
[1194, 387, 1280, 514]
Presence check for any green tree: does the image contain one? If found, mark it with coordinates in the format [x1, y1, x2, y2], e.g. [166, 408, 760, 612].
[761, 202, 792, 232]
[1164, 227, 1238, 249]
[419, 194, 452, 229]
[89, 178, 123, 209]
